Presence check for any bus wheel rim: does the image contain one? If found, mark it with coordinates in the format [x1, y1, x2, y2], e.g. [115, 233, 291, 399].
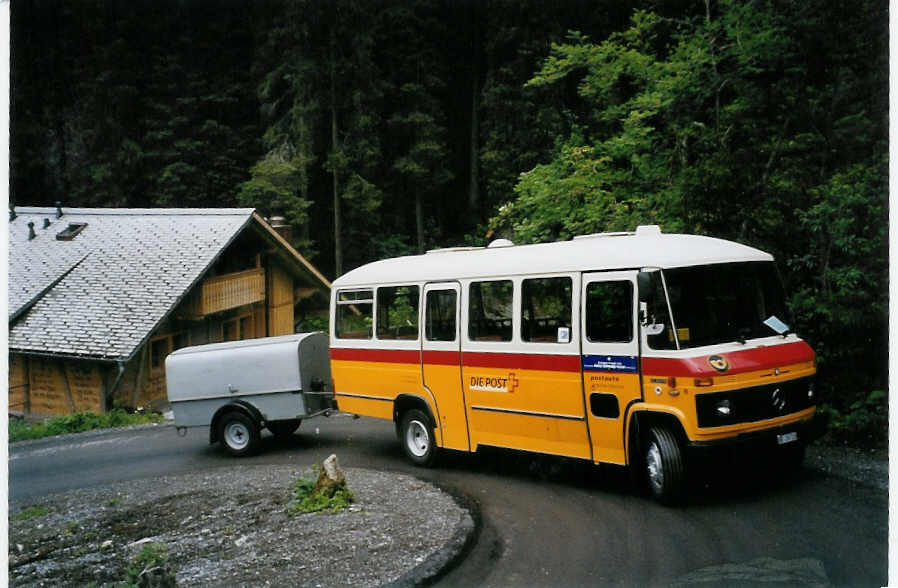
[406, 420, 429, 457]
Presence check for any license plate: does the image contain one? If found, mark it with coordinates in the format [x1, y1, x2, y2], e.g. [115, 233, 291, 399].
[777, 432, 798, 445]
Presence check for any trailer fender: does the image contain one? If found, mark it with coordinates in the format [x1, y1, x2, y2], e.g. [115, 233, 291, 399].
[210, 401, 265, 445]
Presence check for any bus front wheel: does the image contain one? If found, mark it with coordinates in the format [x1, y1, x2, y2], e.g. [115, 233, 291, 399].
[399, 409, 438, 467]
[645, 427, 685, 505]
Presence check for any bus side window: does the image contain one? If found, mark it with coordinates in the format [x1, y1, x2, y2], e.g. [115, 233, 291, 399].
[425, 289, 457, 342]
[521, 277, 572, 343]
[376, 285, 420, 340]
[469, 280, 513, 342]
[335, 289, 374, 339]
[585, 281, 633, 343]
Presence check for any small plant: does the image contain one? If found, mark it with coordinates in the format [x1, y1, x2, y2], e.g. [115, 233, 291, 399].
[107, 498, 121, 507]
[12, 505, 51, 521]
[125, 543, 170, 586]
[289, 465, 354, 515]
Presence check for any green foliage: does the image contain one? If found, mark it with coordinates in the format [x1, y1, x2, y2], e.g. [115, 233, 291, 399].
[289, 468, 354, 515]
[9, 409, 163, 442]
[12, 505, 51, 521]
[495, 0, 887, 446]
[819, 391, 888, 447]
[125, 543, 170, 586]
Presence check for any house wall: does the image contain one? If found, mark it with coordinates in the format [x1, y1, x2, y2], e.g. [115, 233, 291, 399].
[8, 355, 104, 417]
[8, 260, 314, 417]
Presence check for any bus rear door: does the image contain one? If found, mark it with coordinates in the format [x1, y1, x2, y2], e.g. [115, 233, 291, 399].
[421, 282, 470, 451]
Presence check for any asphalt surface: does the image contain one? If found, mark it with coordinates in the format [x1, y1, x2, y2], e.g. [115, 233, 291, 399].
[9, 416, 888, 587]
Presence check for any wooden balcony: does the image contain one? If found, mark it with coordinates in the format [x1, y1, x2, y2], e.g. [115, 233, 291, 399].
[182, 268, 266, 318]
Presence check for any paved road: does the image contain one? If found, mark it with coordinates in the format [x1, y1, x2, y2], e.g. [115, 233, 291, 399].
[10, 416, 887, 586]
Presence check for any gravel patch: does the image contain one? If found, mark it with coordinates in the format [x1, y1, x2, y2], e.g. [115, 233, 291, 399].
[9, 465, 475, 587]
[806, 441, 888, 490]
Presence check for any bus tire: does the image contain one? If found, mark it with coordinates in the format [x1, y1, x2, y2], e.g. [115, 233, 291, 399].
[219, 411, 260, 457]
[399, 409, 438, 467]
[645, 427, 685, 505]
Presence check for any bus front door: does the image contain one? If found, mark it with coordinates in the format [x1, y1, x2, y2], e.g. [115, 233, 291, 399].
[421, 282, 470, 451]
[580, 271, 642, 464]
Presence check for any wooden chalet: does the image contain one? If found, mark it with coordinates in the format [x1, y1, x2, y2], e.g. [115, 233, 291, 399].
[8, 207, 331, 417]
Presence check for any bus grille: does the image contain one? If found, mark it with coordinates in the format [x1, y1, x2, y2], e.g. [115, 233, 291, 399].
[695, 377, 815, 428]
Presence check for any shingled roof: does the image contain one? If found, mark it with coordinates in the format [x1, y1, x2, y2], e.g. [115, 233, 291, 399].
[8, 207, 329, 362]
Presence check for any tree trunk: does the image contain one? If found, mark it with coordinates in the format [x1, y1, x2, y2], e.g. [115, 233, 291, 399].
[415, 189, 424, 254]
[468, 10, 480, 214]
[330, 29, 343, 277]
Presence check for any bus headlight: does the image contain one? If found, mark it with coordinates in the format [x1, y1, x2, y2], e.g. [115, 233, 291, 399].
[716, 399, 732, 417]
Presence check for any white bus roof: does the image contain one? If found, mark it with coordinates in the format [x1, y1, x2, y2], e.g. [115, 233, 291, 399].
[333, 226, 773, 288]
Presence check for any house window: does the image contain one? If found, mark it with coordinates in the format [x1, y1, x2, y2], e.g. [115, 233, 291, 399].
[150, 332, 190, 375]
[55, 222, 88, 241]
[222, 314, 253, 342]
[150, 336, 172, 376]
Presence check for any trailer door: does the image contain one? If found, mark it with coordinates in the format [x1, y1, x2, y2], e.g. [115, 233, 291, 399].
[581, 271, 641, 464]
[421, 282, 470, 451]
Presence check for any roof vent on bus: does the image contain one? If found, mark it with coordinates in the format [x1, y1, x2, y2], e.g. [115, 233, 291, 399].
[487, 238, 514, 248]
[635, 225, 662, 237]
[573, 231, 632, 240]
[426, 246, 483, 254]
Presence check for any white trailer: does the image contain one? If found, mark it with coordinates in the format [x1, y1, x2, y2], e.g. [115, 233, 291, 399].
[166, 332, 336, 456]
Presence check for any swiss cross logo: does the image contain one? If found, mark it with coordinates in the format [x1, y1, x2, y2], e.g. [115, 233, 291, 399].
[508, 372, 519, 393]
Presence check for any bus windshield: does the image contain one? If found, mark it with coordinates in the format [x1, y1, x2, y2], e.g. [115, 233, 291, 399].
[662, 261, 789, 349]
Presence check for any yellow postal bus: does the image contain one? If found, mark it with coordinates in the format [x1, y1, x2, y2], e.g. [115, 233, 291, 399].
[329, 225, 823, 502]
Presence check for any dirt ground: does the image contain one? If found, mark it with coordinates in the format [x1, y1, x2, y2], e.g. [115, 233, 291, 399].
[8, 465, 474, 587]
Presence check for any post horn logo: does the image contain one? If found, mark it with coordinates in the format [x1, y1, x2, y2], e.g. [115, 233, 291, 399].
[707, 355, 730, 373]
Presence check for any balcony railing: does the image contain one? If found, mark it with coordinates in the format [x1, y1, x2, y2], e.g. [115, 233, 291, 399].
[182, 267, 266, 318]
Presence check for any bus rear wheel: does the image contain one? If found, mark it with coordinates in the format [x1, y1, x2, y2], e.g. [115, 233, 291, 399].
[399, 409, 438, 467]
[645, 427, 685, 505]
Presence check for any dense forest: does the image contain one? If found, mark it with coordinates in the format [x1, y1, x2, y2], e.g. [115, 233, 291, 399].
[11, 0, 887, 444]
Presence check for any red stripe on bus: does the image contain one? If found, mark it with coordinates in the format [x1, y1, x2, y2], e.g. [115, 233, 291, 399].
[329, 348, 419, 364]
[422, 350, 459, 365]
[462, 351, 581, 372]
[331, 347, 580, 372]
[641, 341, 814, 377]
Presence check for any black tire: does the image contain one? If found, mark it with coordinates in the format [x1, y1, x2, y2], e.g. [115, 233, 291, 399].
[399, 408, 438, 467]
[645, 427, 686, 505]
[268, 419, 301, 441]
[218, 411, 260, 457]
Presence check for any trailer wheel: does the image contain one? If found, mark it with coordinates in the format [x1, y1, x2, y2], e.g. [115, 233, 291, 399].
[399, 409, 438, 467]
[268, 419, 301, 441]
[645, 427, 685, 505]
[219, 412, 260, 457]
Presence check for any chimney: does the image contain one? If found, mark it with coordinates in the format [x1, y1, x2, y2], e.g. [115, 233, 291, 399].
[9, 206, 15, 222]
[28, 222, 36, 240]
[43, 218, 51, 229]
[268, 215, 292, 242]
[55, 202, 63, 219]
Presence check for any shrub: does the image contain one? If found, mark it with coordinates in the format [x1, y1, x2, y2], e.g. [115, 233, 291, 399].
[289, 466, 354, 515]
[9, 409, 163, 442]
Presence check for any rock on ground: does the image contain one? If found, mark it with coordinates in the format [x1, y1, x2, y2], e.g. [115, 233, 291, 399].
[8, 465, 474, 588]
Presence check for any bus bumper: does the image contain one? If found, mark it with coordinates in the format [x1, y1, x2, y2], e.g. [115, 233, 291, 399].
[686, 411, 828, 457]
